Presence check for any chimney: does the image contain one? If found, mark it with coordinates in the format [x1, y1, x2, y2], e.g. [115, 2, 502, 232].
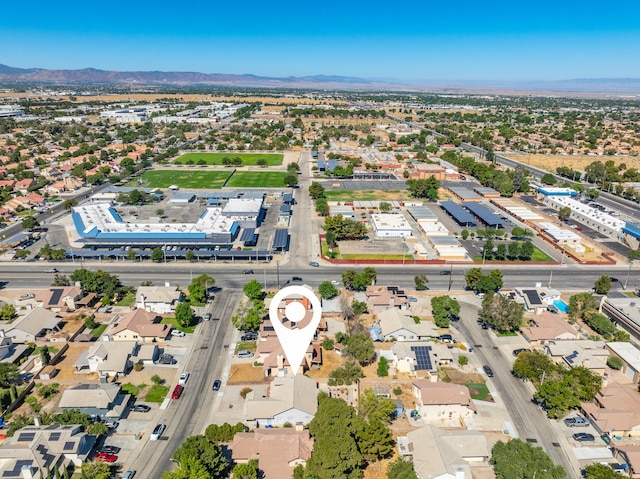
[455, 468, 465, 479]
[21, 465, 36, 479]
[0, 330, 4, 338]
[34, 415, 41, 427]
[295, 422, 304, 431]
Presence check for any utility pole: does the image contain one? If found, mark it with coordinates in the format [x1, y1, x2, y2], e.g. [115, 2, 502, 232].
[276, 261, 280, 289]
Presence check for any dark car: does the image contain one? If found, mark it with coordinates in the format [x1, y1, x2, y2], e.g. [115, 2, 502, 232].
[482, 365, 494, 377]
[573, 432, 595, 442]
[132, 404, 151, 413]
[439, 270, 451, 276]
[242, 269, 254, 274]
[100, 446, 120, 454]
[512, 348, 528, 357]
[292, 276, 303, 282]
[241, 332, 258, 341]
[212, 380, 221, 391]
[309, 261, 320, 267]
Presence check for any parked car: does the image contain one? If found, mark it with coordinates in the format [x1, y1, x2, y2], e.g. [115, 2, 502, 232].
[238, 350, 254, 358]
[18, 293, 35, 300]
[179, 372, 190, 385]
[482, 365, 494, 377]
[104, 420, 119, 429]
[512, 348, 528, 357]
[241, 332, 258, 341]
[439, 334, 454, 343]
[158, 356, 176, 365]
[573, 432, 595, 442]
[564, 416, 590, 427]
[171, 329, 186, 337]
[95, 452, 118, 463]
[204, 313, 212, 321]
[131, 404, 151, 413]
[212, 380, 221, 391]
[172, 385, 184, 399]
[100, 446, 120, 454]
[309, 261, 320, 267]
[407, 296, 418, 303]
[122, 471, 136, 479]
[242, 269, 254, 274]
[150, 423, 166, 441]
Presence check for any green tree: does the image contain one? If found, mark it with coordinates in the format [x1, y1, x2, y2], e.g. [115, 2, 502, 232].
[232, 300, 265, 332]
[460, 229, 470, 240]
[406, 177, 440, 200]
[323, 215, 368, 241]
[233, 461, 258, 479]
[352, 299, 368, 316]
[151, 247, 165, 262]
[309, 182, 326, 199]
[204, 422, 247, 443]
[81, 461, 111, 479]
[464, 268, 484, 291]
[584, 313, 616, 339]
[345, 333, 376, 366]
[243, 280, 264, 300]
[594, 275, 612, 294]
[541, 173, 557, 185]
[480, 294, 524, 332]
[558, 206, 572, 221]
[40, 346, 51, 366]
[328, 360, 363, 386]
[490, 439, 565, 479]
[356, 416, 395, 461]
[284, 174, 299, 187]
[175, 302, 196, 328]
[568, 292, 598, 322]
[458, 355, 468, 366]
[358, 388, 396, 423]
[495, 243, 507, 260]
[127, 248, 136, 261]
[519, 241, 534, 261]
[586, 188, 600, 199]
[377, 356, 389, 377]
[414, 274, 429, 291]
[386, 458, 418, 479]
[306, 394, 364, 479]
[69, 269, 124, 299]
[512, 350, 556, 382]
[52, 274, 71, 286]
[607, 356, 624, 370]
[0, 304, 16, 322]
[0, 363, 19, 387]
[431, 296, 460, 328]
[172, 435, 227, 479]
[319, 281, 339, 299]
[21, 216, 40, 230]
[379, 201, 392, 212]
[185, 249, 195, 262]
[584, 463, 627, 479]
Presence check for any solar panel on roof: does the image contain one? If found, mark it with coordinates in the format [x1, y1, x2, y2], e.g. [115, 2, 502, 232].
[63, 441, 75, 451]
[240, 228, 256, 242]
[411, 346, 433, 371]
[523, 289, 543, 306]
[273, 229, 289, 248]
[3, 460, 33, 477]
[565, 351, 579, 364]
[17, 432, 35, 442]
[49, 289, 63, 305]
[48, 432, 61, 441]
[463, 202, 504, 227]
[439, 201, 476, 226]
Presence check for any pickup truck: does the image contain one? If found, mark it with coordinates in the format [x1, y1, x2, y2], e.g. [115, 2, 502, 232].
[564, 416, 590, 427]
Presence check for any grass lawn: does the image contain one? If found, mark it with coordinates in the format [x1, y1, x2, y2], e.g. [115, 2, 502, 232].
[174, 152, 283, 166]
[225, 171, 289, 188]
[236, 340, 256, 351]
[129, 170, 231, 189]
[145, 385, 169, 403]
[116, 294, 136, 307]
[35, 345, 59, 354]
[323, 189, 412, 201]
[341, 253, 414, 260]
[121, 383, 141, 397]
[473, 246, 555, 263]
[466, 383, 490, 401]
[496, 331, 518, 337]
[91, 324, 108, 338]
[160, 317, 197, 334]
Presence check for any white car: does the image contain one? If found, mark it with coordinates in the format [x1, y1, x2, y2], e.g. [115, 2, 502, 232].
[178, 372, 190, 385]
[171, 329, 186, 337]
[331, 280, 340, 285]
[150, 423, 166, 441]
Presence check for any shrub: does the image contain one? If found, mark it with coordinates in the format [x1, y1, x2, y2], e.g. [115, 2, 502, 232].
[239, 387, 253, 399]
[321, 338, 334, 350]
[377, 356, 389, 377]
[607, 356, 624, 370]
[133, 363, 144, 371]
[393, 386, 403, 396]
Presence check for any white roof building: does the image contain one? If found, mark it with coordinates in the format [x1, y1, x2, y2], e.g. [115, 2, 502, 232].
[370, 213, 413, 238]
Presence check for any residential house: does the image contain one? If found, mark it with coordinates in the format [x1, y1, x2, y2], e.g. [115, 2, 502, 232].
[365, 285, 409, 314]
[36, 286, 83, 312]
[231, 429, 313, 479]
[545, 340, 609, 376]
[514, 287, 561, 314]
[614, 445, 640, 479]
[607, 342, 640, 383]
[412, 381, 476, 423]
[0, 424, 95, 478]
[58, 383, 130, 419]
[388, 341, 453, 378]
[379, 308, 438, 341]
[397, 425, 489, 479]
[110, 308, 171, 342]
[134, 343, 159, 364]
[582, 382, 640, 437]
[6, 308, 62, 343]
[136, 285, 183, 314]
[244, 375, 318, 428]
[73, 341, 135, 377]
[0, 330, 29, 362]
[257, 336, 321, 377]
[15, 178, 35, 195]
[25, 192, 45, 205]
[520, 312, 580, 345]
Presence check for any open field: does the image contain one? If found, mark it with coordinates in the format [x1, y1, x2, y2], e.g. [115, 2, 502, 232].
[225, 171, 289, 188]
[174, 152, 283, 166]
[129, 170, 231, 189]
[507, 153, 640, 172]
[323, 190, 412, 201]
[472, 245, 554, 263]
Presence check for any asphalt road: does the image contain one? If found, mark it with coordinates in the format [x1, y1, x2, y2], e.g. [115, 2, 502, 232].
[130, 290, 241, 478]
[456, 299, 579, 478]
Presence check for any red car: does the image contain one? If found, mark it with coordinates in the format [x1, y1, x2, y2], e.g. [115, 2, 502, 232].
[95, 452, 118, 463]
[172, 384, 184, 399]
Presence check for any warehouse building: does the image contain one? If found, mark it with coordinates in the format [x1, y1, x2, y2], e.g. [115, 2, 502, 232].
[370, 214, 413, 238]
[221, 198, 264, 228]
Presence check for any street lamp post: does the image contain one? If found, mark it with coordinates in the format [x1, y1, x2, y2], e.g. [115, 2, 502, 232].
[624, 260, 634, 291]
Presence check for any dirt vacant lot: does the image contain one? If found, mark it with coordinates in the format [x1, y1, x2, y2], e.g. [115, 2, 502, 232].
[508, 153, 640, 171]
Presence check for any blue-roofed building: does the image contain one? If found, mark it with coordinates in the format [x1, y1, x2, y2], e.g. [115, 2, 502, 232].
[326, 159, 339, 172]
[272, 228, 289, 251]
[240, 228, 258, 246]
[537, 187, 578, 197]
[463, 202, 504, 227]
[439, 201, 476, 226]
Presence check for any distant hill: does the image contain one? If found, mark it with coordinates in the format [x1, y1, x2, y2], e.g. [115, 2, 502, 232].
[0, 64, 639, 94]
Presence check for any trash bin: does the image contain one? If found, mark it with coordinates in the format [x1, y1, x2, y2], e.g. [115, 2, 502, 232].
[135, 432, 143, 440]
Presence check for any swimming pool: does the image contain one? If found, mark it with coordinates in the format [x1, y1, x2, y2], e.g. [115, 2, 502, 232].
[553, 299, 570, 313]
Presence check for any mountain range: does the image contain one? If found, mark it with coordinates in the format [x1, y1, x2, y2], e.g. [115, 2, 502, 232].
[1, 64, 640, 94]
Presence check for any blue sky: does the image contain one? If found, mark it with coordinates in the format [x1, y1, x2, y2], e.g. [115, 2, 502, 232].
[2, 0, 639, 82]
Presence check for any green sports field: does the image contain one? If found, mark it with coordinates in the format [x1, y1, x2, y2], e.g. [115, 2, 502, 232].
[225, 171, 289, 188]
[173, 152, 284, 166]
[129, 170, 232, 189]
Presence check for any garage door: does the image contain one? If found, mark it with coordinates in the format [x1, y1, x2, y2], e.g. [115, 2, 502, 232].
[625, 366, 636, 381]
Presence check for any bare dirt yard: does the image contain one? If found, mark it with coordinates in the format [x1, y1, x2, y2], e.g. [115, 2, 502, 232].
[508, 153, 640, 171]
